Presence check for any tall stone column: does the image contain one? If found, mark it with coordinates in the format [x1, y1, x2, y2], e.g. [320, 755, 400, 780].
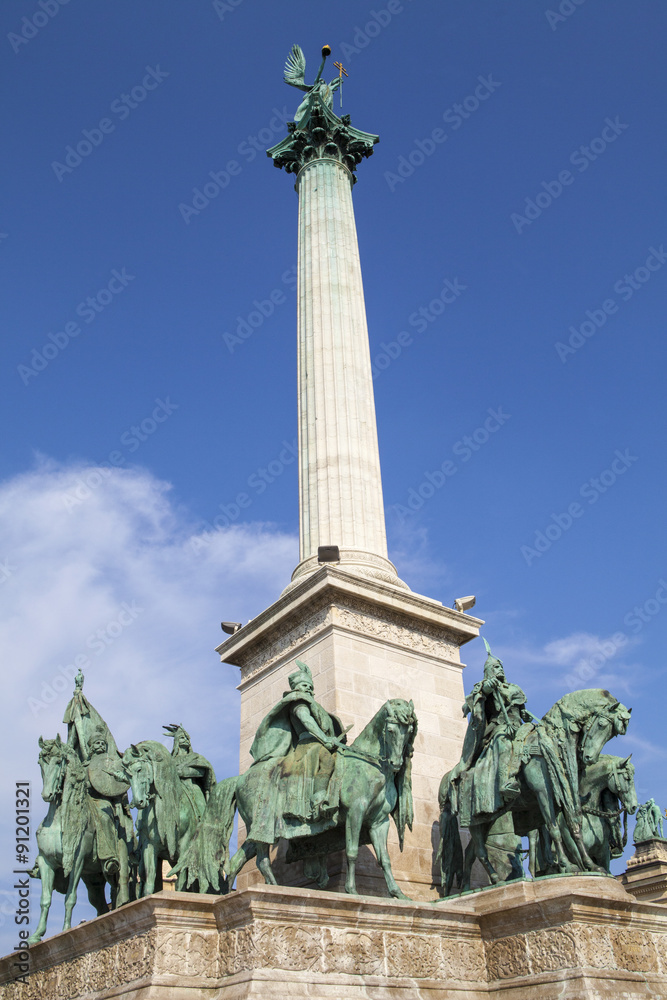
[216, 89, 483, 899]
[269, 101, 405, 590]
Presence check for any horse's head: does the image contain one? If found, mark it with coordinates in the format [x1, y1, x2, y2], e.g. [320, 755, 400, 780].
[37, 734, 68, 803]
[122, 743, 154, 809]
[611, 755, 638, 814]
[580, 693, 632, 766]
[549, 690, 632, 767]
[580, 712, 616, 766]
[381, 699, 418, 773]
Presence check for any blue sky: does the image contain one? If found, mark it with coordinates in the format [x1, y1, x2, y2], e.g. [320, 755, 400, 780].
[1, 0, 666, 948]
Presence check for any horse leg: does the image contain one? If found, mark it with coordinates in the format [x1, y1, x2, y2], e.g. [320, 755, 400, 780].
[470, 824, 501, 884]
[141, 840, 157, 897]
[116, 838, 130, 906]
[369, 818, 410, 900]
[226, 839, 258, 887]
[83, 874, 109, 916]
[461, 838, 476, 892]
[344, 800, 367, 895]
[255, 843, 277, 885]
[527, 770, 577, 874]
[528, 829, 537, 879]
[570, 821, 604, 873]
[63, 851, 86, 931]
[28, 856, 55, 943]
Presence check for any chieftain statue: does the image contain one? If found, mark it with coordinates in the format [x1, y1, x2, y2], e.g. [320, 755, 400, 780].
[244, 660, 348, 841]
[164, 722, 216, 821]
[633, 798, 665, 843]
[170, 660, 417, 897]
[29, 672, 137, 942]
[439, 641, 634, 893]
[63, 672, 136, 901]
[121, 726, 216, 895]
[29, 672, 220, 936]
[449, 638, 538, 814]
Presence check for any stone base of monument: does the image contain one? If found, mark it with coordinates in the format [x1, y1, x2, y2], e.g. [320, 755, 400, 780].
[217, 565, 483, 899]
[619, 838, 667, 904]
[3, 875, 667, 998]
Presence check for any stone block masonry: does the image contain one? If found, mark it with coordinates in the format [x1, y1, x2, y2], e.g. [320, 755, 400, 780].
[3, 876, 667, 998]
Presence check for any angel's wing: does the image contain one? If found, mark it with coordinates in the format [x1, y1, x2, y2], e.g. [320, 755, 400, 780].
[284, 44, 307, 90]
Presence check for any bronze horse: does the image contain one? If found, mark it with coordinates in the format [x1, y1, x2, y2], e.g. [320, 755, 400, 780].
[29, 736, 130, 942]
[171, 699, 417, 897]
[439, 690, 632, 892]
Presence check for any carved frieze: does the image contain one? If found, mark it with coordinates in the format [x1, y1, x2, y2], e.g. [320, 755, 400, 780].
[610, 927, 658, 973]
[238, 592, 459, 683]
[384, 932, 443, 979]
[486, 935, 531, 980]
[239, 603, 332, 681]
[334, 599, 458, 661]
[0, 929, 155, 1000]
[322, 927, 384, 976]
[528, 927, 576, 973]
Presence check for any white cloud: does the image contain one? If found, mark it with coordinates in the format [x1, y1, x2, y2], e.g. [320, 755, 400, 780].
[0, 458, 297, 952]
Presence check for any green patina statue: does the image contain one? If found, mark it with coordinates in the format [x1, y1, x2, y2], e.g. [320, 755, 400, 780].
[284, 44, 341, 124]
[267, 43, 379, 182]
[28, 672, 137, 942]
[438, 641, 633, 894]
[28, 673, 221, 937]
[164, 722, 216, 822]
[634, 798, 665, 843]
[245, 660, 348, 840]
[170, 660, 417, 898]
[449, 638, 537, 808]
[121, 734, 215, 895]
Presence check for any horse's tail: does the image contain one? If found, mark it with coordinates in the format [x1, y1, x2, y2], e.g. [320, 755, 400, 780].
[438, 806, 464, 895]
[168, 775, 238, 892]
[436, 770, 463, 895]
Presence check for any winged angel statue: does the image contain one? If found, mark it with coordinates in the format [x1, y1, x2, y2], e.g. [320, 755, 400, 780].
[284, 44, 341, 124]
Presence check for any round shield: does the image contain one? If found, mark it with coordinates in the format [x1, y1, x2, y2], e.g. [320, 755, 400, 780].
[88, 752, 129, 798]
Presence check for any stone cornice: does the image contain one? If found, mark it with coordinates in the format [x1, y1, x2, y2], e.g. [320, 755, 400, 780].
[216, 566, 483, 680]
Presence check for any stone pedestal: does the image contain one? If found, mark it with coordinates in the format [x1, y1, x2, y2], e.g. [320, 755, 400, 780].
[216, 564, 482, 898]
[619, 839, 667, 903]
[3, 877, 667, 998]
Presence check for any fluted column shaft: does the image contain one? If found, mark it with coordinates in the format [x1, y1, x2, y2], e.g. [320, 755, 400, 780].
[290, 157, 404, 589]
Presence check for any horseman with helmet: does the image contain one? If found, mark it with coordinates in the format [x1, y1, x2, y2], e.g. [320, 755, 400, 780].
[450, 640, 537, 827]
[163, 722, 216, 822]
[245, 660, 349, 843]
[63, 670, 136, 905]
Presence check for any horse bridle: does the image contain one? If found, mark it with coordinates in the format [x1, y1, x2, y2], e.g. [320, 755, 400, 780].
[41, 745, 68, 797]
[581, 756, 631, 847]
[336, 718, 412, 769]
[128, 753, 156, 804]
[579, 711, 614, 762]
